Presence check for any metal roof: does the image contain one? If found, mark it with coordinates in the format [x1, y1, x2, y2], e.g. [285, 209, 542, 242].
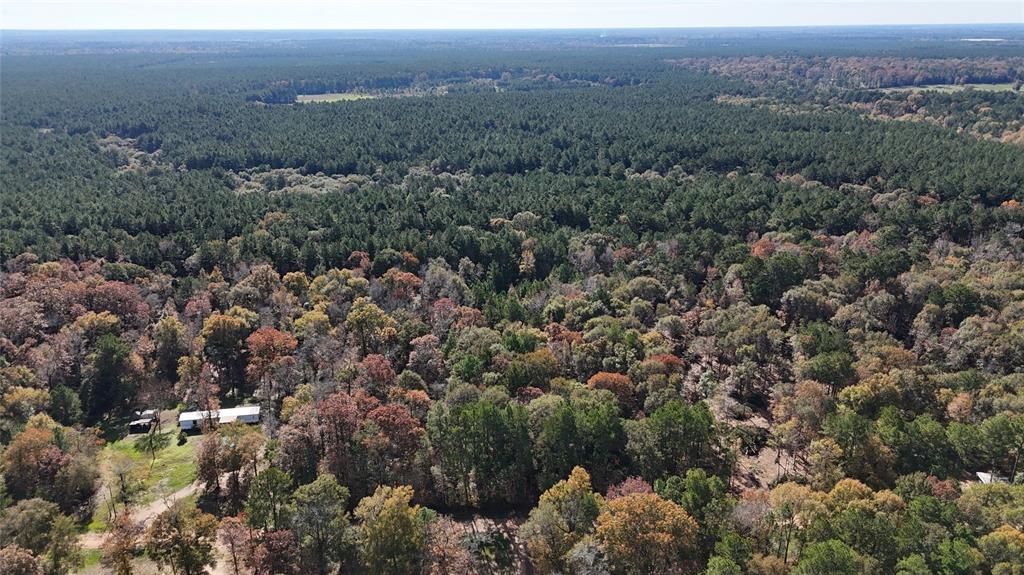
[178, 405, 261, 422]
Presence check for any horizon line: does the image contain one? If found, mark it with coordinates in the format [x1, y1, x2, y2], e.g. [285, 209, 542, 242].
[4, 22, 1023, 32]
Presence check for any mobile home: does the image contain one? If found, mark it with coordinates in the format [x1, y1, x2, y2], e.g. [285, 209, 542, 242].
[178, 405, 261, 431]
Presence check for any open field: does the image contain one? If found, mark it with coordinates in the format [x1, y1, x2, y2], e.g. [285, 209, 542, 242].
[87, 430, 199, 533]
[295, 92, 376, 103]
[884, 82, 1020, 93]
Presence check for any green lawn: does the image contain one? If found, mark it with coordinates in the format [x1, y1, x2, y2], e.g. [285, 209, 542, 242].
[81, 548, 102, 569]
[87, 431, 199, 532]
[296, 92, 376, 103]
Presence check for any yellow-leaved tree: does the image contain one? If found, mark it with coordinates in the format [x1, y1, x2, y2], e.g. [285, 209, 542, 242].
[594, 491, 697, 574]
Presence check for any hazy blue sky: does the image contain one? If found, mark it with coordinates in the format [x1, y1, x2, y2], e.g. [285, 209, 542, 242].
[2, 0, 1021, 30]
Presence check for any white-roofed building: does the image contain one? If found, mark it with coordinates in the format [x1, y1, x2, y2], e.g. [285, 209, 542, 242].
[128, 409, 159, 433]
[178, 405, 261, 430]
[975, 471, 1009, 484]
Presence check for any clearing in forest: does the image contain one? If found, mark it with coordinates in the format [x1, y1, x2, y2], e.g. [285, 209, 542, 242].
[884, 82, 1020, 93]
[86, 427, 198, 533]
[295, 92, 376, 103]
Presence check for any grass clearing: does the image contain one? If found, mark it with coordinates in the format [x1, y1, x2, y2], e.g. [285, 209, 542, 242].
[884, 82, 1020, 93]
[87, 431, 199, 533]
[296, 92, 376, 103]
[81, 548, 103, 569]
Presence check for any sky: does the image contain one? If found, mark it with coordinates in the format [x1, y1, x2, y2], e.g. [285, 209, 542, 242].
[1, 0, 1021, 30]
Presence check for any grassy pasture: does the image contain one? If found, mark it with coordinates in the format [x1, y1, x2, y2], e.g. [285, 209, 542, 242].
[884, 82, 1019, 93]
[86, 430, 199, 532]
[296, 92, 376, 103]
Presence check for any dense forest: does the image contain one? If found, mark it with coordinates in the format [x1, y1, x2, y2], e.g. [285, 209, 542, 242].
[1, 26, 1023, 575]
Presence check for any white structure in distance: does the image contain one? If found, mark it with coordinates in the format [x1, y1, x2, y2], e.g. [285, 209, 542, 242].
[178, 405, 261, 430]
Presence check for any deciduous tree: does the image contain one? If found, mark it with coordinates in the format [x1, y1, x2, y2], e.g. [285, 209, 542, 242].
[0, 545, 42, 575]
[519, 466, 603, 574]
[346, 297, 395, 356]
[246, 327, 297, 399]
[249, 530, 300, 575]
[201, 311, 251, 396]
[594, 492, 697, 574]
[217, 516, 250, 575]
[145, 501, 218, 575]
[102, 512, 142, 575]
[354, 485, 431, 575]
[0, 498, 59, 554]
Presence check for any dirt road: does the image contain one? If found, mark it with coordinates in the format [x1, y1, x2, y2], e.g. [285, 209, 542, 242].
[80, 482, 199, 550]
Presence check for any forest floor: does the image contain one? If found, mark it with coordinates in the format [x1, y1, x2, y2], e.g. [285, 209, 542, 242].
[735, 442, 800, 491]
[440, 512, 532, 575]
[706, 387, 795, 491]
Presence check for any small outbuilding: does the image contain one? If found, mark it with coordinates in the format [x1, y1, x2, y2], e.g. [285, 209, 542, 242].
[128, 409, 158, 433]
[975, 471, 1009, 484]
[178, 405, 261, 431]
